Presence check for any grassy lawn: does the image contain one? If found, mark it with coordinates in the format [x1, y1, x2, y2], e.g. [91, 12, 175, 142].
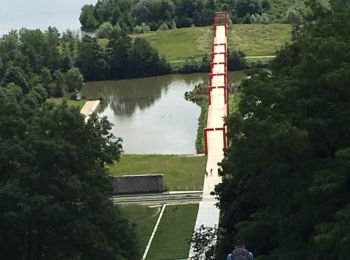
[120, 204, 160, 256]
[47, 97, 86, 110]
[146, 204, 199, 260]
[109, 155, 206, 191]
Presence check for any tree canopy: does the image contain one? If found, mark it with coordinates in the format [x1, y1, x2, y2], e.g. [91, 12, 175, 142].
[0, 86, 139, 259]
[215, 2, 350, 259]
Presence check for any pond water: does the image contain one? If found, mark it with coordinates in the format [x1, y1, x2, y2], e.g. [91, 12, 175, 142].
[0, 0, 97, 35]
[81, 72, 246, 154]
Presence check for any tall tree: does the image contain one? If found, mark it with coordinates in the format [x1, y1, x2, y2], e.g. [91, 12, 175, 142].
[0, 92, 139, 259]
[76, 36, 109, 80]
[215, 2, 350, 259]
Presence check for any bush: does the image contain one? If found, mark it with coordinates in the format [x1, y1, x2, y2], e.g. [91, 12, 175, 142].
[242, 13, 252, 24]
[285, 8, 304, 25]
[158, 22, 169, 31]
[228, 50, 247, 71]
[133, 23, 150, 34]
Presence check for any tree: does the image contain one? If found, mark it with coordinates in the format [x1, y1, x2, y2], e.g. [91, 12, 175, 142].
[261, 0, 271, 11]
[76, 36, 109, 80]
[0, 97, 139, 259]
[127, 38, 170, 78]
[97, 22, 114, 38]
[65, 67, 84, 93]
[216, 3, 350, 259]
[285, 7, 304, 25]
[1, 65, 31, 94]
[227, 50, 247, 71]
[235, 0, 262, 18]
[191, 225, 217, 260]
[107, 32, 132, 79]
[52, 69, 65, 97]
[80, 4, 99, 30]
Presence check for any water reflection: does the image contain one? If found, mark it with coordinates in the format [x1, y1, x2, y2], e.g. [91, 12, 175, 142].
[81, 72, 245, 154]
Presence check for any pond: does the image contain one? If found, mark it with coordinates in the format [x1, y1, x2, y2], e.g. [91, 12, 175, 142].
[81, 71, 246, 154]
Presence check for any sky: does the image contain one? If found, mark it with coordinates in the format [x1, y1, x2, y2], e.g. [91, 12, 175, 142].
[0, 0, 97, 35]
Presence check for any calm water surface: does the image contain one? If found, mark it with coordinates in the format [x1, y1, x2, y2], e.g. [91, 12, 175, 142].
[0, 0, 97, 35]
[81, 72, 246, 154]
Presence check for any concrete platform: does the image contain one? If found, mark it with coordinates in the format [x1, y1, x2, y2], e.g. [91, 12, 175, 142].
[80, 100, 100, 121]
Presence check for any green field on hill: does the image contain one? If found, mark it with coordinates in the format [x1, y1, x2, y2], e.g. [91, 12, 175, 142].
[133, 24, 291, 66]
[109, 155, 206, 191]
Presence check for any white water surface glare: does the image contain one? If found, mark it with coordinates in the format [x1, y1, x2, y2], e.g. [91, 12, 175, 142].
[0, 0, 97, 35]
[81, 72, 245, 154]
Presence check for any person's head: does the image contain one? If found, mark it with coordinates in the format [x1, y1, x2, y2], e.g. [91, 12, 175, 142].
[234, 240, 245, 249]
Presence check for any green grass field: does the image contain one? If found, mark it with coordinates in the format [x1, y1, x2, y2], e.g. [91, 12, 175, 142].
[134, 24, 291, 66]
[120, 205, 160, 256]
[47, 98, 86, 110]
[109, 155, 206, 190]
[146, 204, 199, 260]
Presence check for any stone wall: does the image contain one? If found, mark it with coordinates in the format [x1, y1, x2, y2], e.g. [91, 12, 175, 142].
[111, 174, 164, 195]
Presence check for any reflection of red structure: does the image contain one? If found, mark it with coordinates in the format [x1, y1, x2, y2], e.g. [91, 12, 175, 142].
[204, 12, 229, 155]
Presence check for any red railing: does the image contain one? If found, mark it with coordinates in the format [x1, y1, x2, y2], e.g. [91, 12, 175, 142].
[204, 12, 229, 155]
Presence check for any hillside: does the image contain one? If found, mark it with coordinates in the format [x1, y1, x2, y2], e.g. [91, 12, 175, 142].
[135, 24, 291, 66]
[99, 24, 291, 67]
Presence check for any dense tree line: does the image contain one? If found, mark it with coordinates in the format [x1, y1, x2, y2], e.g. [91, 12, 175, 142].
[215, 1, 350, 259]
[0, 28, 85, 101]
[0, 27, 170, 95]
[77, 32, 170, 81]
[0, 27, 141, 259]
[80, 0, 278, 33]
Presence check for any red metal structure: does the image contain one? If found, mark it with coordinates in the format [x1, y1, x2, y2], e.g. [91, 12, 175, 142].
[204, 12, 229, 155]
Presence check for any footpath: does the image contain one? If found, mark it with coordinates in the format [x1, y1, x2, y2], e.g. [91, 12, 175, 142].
[189, 12, 229, 258]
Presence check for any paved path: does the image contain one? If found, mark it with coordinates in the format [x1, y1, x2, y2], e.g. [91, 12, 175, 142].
[189, 13, 228, 258]
[112, 191, 202, 205]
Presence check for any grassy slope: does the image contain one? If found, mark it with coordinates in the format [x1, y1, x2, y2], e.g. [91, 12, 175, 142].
[133, 27, 213, 66]
[47, 98, 86, 110]
[109, 155, 206, 190]
[146, 204, 199, 260]
[120, 205, 160, 256]
[98, 24, 291, 66]
[230, 24, 291, 56]
[134, 24, 291, 65]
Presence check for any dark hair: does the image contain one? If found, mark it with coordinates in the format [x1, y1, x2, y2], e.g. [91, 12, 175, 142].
[235, 240, 245, 247]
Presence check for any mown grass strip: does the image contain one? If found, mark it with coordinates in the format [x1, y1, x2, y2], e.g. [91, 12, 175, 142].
[146, 204, 199, 260]
[119, 204, 160, 257]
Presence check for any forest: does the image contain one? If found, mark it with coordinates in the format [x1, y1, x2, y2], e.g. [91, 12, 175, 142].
[215, 1, 350, 259]
[79, 0, 306, 33]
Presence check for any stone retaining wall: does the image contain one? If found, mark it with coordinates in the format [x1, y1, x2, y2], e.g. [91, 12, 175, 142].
[111, 174, 164, 195]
